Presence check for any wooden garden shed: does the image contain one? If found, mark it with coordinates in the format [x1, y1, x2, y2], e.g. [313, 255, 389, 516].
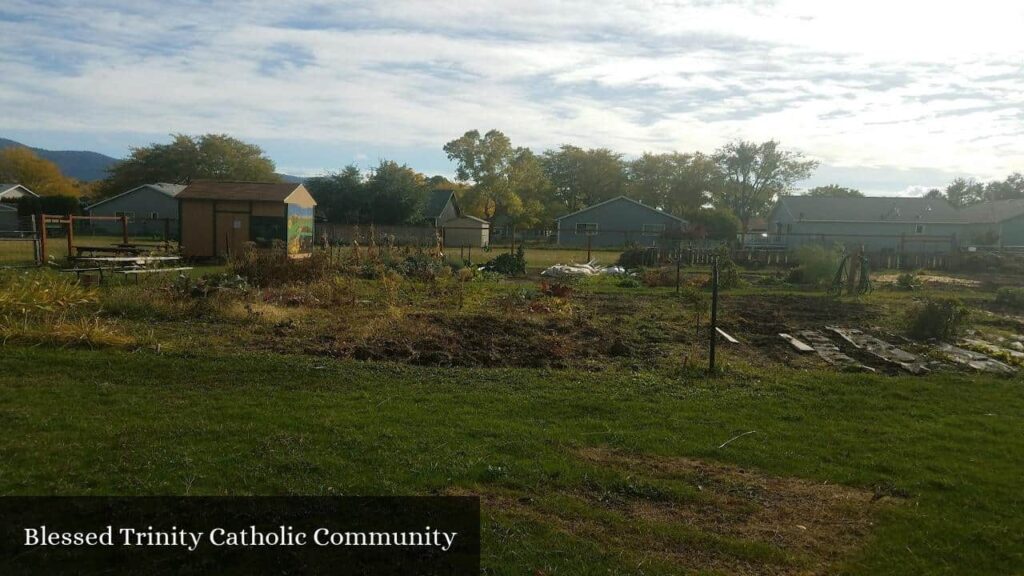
[177, 181, 316, 259]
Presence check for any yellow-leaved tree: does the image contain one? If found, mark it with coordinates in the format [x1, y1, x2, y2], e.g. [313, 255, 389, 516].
[0, 147, 80, 197]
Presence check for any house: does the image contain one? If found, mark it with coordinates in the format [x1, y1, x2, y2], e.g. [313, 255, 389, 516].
[423, 190, 460, 227]
[555, 196, 687, 248]
[423, 189, 489, 248]
[85, 183, 185, 237]
[443, 214, 490, 248]
[766, 196, 964, 254]
[177, 181, 316, 258]
[0, 203, 18, 230]
[958, 199, 1024, 247]
[0, 183, 38, 201]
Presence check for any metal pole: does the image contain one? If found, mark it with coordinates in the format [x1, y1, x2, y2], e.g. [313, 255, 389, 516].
[709, 256, 719, 373]
[121, 214, 129, 245]
[587, 234, 592, 262]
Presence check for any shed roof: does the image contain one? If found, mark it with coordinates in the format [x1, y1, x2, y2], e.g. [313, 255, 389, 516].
[0, 183, 39, 198]
[957, 198, 1024, 224]
[555, 196, 686, 223]
[424, 189, 458, 219]
[176, 181, 314, 205]
[775, 195, 963, 223]
[85, 182, 185, 210]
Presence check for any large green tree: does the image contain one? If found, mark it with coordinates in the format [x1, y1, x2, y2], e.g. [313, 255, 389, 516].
[944, 177, 986, 207]
[305, 165, 366, 224]
[627, 152, 720, 215]
[804, 184, 863, 198]
[711, 140, 817, 230]
[540, 145, 627, 212]
[362, 160, 428, 225]
[443, 129, 517, 220]
[983, 172, 1024, 201]
[97, 134, 279, 197]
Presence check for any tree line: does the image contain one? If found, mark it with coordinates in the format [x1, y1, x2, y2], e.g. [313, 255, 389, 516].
[5, 131, 1022, 234]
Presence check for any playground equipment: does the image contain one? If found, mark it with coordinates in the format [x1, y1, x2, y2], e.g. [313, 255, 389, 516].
[829, 247, 872, 296]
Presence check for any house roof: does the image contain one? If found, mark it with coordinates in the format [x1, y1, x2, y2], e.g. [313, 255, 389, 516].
[774, 195, 963, 224]
[0, 183, 39, 198]
[85, 182, 185, 210]
[957, 198, 1024, 224]
[176, 180, 314, 204]
[424, 189, 458, 220]
[448, 214, 489, 225]
[555, 196, 686, 223]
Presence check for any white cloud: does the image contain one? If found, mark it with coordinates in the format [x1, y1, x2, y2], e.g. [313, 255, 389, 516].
[0, 0, 1021, 190]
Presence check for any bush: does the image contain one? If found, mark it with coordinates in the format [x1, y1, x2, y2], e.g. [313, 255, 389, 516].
[229, 243, 332, 287]
[639, 266, 676, 287]
[787, 245, 842, 287]
[617, 246, 659, 268]
[995, 287, 1024, 310]
[895, 272, 920, 291]
[715, 256, 742, 290]
[616, 277, 641, 289]
[906, 297, 969, 341]
[483, 245, 526, 276]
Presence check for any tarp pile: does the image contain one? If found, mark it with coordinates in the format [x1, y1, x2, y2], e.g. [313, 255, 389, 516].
[540, 261, 628, 277]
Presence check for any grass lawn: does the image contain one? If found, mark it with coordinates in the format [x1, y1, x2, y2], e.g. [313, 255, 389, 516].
[1, 347, 1022, 574]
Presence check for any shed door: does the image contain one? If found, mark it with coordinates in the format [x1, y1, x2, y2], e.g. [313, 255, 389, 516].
[216, 212, 249, 257]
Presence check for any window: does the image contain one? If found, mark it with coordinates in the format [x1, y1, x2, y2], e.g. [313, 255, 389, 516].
[641, 223, 665, 236]
[575, 222, 598, 235]
[114, 211, 135, 222]
[914, 224, 925, 234]
[149, 212, 159, 220]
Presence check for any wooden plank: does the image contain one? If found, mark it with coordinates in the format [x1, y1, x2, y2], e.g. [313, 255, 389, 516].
[779, 333, 814, 353]
[716, 327, 740, 344]
[116, 267, 193, 275]
[74, 256, 181, 262]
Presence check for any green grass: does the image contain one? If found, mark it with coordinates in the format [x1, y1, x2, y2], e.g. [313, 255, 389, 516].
[1, 346, 1022, 574]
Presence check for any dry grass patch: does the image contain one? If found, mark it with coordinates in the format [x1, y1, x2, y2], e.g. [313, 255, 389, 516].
[459, 448, 894, 575]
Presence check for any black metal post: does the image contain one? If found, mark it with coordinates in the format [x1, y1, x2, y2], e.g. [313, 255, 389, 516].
[709, 256, 719, 373]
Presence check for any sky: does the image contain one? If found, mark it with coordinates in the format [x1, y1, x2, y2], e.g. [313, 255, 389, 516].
[0, 0, 1021, 195]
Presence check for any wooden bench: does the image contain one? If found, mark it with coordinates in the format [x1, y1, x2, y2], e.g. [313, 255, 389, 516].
[115, 267, 194, 283]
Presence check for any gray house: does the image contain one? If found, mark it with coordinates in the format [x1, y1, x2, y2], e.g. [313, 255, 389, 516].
[423, 189, 460, 227]
[959, 199, 1024, 247]
[0, 203, 18, 230]
[765, 196, 966, 254]
[556, 196, 687, 248]
[85, 183, 185, 237]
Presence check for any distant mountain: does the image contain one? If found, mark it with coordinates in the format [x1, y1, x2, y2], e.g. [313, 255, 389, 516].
[0, 137, 119, 182]
[0, 137, 304, 184]
[276, 173, 305, 183]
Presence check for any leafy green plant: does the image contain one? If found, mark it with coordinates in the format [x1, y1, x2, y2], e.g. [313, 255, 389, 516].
[483, 245, 526, 276]
[906, 297, 969, 341]
[995, 287, 1024, 311]
[895, 272, 921, 291]
[786, 245, 842, 287]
